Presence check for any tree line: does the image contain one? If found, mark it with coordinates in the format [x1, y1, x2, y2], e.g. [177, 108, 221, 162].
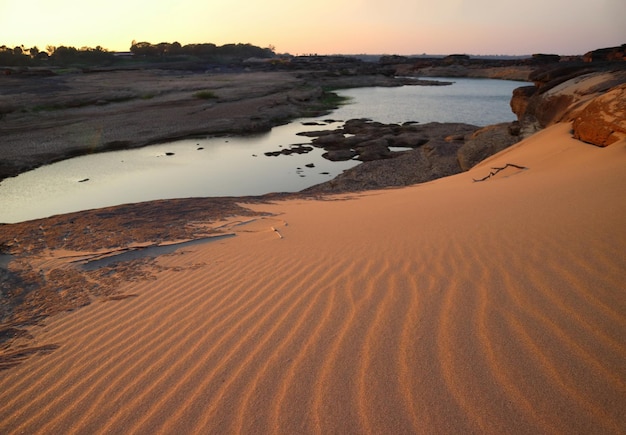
[129, 41, 274, 59]
[0, 45, 115, 67]
[0, 42, 275, 67]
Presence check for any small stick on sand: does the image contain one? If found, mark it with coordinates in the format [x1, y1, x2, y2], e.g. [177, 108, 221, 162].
[473, 163, 528, 182]
[271, 227, 283, 239]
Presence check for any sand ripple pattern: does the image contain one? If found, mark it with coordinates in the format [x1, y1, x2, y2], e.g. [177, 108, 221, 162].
[0, 218, 624, 434]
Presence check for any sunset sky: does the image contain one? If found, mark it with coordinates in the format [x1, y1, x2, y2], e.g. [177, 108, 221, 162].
[2, 0, 624, 55]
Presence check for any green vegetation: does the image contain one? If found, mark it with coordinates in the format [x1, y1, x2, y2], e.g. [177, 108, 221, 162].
[302, 89, 351, 117]
[193, 90, 218, 99]
[319, 89, 350, 107]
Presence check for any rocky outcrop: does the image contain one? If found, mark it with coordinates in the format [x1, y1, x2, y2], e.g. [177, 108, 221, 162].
[292, 119, 477, 164]
[301, 121, 479, 193]
[572, 83, 626, 146]
[512, 69, 626, 137]
[457, 123, 521, 171]
[583, 44, 626, 63]
[510, 86, 536, 123]
[400, 64, 534, 81]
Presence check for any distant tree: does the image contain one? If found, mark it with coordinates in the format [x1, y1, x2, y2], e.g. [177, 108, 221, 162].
[156, 42, 169, 56]
[169, 41, 183, 55]
[0, 46, 13, 65]
[130, 41, 158, 57]
[183, 43, 217, 57]
[50, 46, 80, 65]
[0, 45, 29, 66]
[80, 46, 115, 64]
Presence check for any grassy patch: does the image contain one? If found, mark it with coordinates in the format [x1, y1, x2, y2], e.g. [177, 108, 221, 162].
[302, 89, 351, 117]
[319, 90, 350, 108]
[194, 90, 218, 99]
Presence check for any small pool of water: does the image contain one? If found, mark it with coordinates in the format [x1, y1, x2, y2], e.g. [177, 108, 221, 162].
[81, 234, 236, 270]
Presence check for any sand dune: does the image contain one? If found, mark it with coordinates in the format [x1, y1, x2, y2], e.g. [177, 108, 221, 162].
[1, 123, 625, 433]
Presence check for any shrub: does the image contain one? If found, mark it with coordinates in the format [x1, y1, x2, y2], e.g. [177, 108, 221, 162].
[194, 90, 217, 99]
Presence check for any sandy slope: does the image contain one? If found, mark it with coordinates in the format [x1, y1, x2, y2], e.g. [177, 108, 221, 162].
[1, 123, 625, 433]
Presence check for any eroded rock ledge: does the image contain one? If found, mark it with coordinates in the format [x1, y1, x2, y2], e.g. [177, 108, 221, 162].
[509, 64, 626, 143]
[300, 119, 522, 193]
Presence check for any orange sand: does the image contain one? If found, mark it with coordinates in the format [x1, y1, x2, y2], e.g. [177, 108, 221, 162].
[1, 123, 625, 433]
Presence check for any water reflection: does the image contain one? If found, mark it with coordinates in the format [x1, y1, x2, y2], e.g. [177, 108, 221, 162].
[0, 120, 357, 223]
[0, 78, 527, 223]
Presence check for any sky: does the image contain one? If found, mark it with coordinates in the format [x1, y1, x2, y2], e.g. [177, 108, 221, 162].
[1, 0, 624, 56]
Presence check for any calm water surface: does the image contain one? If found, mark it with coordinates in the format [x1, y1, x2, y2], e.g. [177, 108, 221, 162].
[0, 77, 527, 223]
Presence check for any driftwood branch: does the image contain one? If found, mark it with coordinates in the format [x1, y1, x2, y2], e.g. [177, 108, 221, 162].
[473, 163, 528, 182]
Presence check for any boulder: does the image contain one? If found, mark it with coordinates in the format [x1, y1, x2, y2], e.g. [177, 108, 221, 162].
[572, 83, 626, 146]
[322, 149, 357, 161]
[457, 123, 521, 171]
[311, 133, 348, 149]
[355, 138, 391, 161]
[343, 119, 391, 135]
[386, 132, 429, 148]
[510, 86, 536, 120]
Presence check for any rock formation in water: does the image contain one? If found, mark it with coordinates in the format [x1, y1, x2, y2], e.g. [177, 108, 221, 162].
[302, 121, 480, 193]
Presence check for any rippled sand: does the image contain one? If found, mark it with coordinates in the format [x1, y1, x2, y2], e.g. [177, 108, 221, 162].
[1, 123, 625, 433]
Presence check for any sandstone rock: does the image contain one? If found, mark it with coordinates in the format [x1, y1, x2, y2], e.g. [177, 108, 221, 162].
[311, 133, 348, 148]
[572, 83, 626, 146]
[516, 70, 626, 137]
[355, 138, 391, 161]
[583, 44, 626, 62]
[296, 129, 341, 138]
[264, 144, 313, 156]
[304, 120, 481, 187]
[386, 133, 429, 147]
[343, 119, 390, 135]
[510, 86, 536, 120]
[289, 144, 314, 154]
[305, 139, 465, 193]
[445, 134, 465, 142]
[322, 149, 357, 161]
[457, 123, 521, 171]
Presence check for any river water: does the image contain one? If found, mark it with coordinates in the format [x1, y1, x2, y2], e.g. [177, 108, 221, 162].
[0, 77, 527, 223]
